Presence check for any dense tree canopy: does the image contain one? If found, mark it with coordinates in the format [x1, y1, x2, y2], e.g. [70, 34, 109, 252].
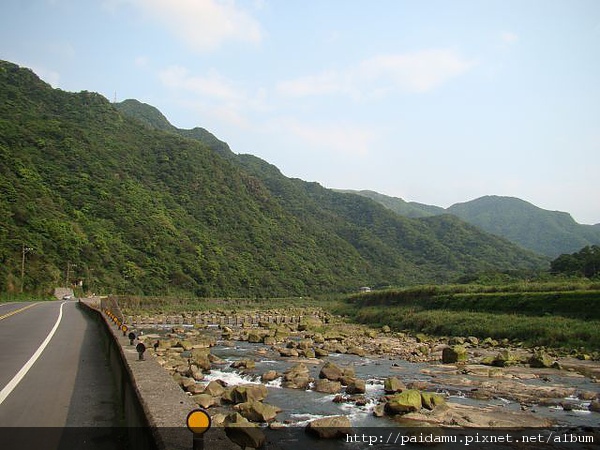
[551, 245, 600, 278]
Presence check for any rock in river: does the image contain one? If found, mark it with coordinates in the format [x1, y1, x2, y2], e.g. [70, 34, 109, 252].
[305, 415, 353, 439]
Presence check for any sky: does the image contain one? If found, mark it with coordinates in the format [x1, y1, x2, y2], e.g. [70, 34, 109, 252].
[1, 0, 599, 224]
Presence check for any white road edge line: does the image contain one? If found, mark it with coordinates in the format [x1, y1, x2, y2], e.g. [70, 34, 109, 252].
[0, 301, 66, 405]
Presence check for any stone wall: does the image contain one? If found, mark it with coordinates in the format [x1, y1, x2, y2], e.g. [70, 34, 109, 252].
[79, 299, 237, 450]
[126, 311, 324, 327]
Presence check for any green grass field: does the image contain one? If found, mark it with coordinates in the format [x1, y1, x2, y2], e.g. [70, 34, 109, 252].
[335, 282, 600, 353]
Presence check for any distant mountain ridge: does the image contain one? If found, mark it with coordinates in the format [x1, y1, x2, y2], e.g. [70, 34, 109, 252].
[344, 190, 600, 258]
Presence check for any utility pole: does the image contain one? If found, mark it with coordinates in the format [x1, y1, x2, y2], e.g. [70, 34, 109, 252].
[20, 244, 33, 293]
[65, 262, 77, 288]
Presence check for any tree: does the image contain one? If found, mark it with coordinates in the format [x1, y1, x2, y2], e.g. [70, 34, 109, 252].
[551, 245, 600, 278]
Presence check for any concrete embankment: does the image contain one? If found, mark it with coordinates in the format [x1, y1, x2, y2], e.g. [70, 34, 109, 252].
[79, 298, 236, 450]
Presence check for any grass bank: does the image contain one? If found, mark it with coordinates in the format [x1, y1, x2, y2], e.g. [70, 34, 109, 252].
[334, 283, 600, 352]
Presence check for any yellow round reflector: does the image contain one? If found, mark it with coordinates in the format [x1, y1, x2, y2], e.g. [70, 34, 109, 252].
[186, 409, 211, 435]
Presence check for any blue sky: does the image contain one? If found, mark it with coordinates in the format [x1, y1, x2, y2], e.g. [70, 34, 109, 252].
[2, 0, 599, 224]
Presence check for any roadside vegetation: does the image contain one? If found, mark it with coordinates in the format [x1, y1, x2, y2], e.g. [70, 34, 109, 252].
[0, 292, 53, 303]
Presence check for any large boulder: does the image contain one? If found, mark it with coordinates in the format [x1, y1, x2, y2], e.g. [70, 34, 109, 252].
[190, 348, 212, 371]
[282, 363, 311, 389]
[528, 351, 554, 368]
[314, 347, 329, 357]
[261, 370, 279, 383]
[319, 361, 343, 381]
[192, 393, 217, 409]
[323, 342, 348, 354]
[235, 401, 281, 423]
[185, 383, 205, 395]
[305, 415, 352, 439]
[492, 349, 519, 367]
[193, 336, 216, 348]
[385, 390, 423, 415]
[220, 326, 234, 339]
[274, 328, 290, 341]
[247, 331, 266, 343]
[303, 348, 316, 359]
[297, 338, 314, 350]
[441, 345, 468, 364]
[231, 359, 256, 370]
[312, 333, 325, 344]
[298, 317, 323, 332]
[278, 347, 299, 357]
[345, 379, 366, 395]
[383, 377, 405, 394]
[224, 413, 266, 449]
[203, 380, 226, 397]
[314, 379, 342, 394]
[420, 392, 446, 410]
[223, 384, 268, 404]
[347, 346, 367, 357]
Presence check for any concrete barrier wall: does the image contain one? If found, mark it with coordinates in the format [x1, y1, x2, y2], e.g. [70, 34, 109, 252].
[79, 298, 236, 450]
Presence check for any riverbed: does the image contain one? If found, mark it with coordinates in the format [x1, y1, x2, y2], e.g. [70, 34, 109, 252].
[133, 320, 600, 434]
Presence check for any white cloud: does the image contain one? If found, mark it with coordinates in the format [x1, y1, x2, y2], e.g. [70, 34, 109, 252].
[359, 49, 477, 94]
[157, 65, 273, 129]
[272, 118, 376, 157]
[131, 0, 263, 52]
[500, 31, 519, 45]
[159, 65, 243, 101]
[277, 48, 476, 99]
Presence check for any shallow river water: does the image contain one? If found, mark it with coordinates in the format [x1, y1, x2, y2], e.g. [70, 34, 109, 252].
[205, 337, 599, 430]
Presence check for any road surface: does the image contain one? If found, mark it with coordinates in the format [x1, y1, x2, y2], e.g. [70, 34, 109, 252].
[0, 300, 125, 449]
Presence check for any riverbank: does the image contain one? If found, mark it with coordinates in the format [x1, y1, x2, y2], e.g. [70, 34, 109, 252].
[337, 285, 600, 354]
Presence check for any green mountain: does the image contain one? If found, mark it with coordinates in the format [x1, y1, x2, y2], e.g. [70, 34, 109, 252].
[0, 60, 546, 296]
[447, 196, 600, 258]
[346, 190, 600, 258]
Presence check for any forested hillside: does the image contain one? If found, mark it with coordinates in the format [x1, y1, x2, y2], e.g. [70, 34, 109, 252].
[0, 61, 546, 297]
[447, 196, 600, 257]
[348, 190, 600, 258]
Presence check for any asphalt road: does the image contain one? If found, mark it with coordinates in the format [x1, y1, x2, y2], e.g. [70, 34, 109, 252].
[0, 300, 126, 449]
